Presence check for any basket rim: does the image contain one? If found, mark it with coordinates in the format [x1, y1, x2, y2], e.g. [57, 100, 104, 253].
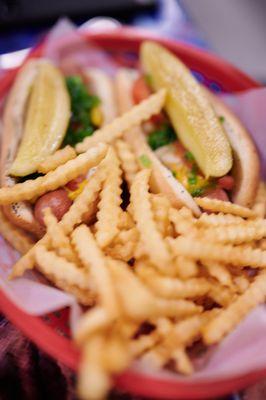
[0, 26, 263, 399]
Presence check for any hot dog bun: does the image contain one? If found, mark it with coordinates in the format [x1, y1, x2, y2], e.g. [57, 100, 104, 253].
[83, 68, 117, 125]
[115, 68, 259, 212]
[205, 89, 260, 208]
[1, 60, 45, 237]
[0, 63, 117, 236]
[114, 68, 201, 216]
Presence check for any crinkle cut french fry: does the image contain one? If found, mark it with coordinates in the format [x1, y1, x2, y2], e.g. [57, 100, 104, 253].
[172, 348, 194, 375]
[60, 162, 107, 234]
[37, 145, 76, 174]
[157, 310, 218, 350]
[129, 331, 159, 357]
[43, 208, 78, 263]
[10, 161, 107, 278]
[204, 261, 233, 287]
[57, 281, 95, 306]
[76, 89, 166, 152]
[0, 207, 35, 254]
[140, 347, 167, 369]
[258, 238, 266, 251]
[168, 236, 266, 268]
[202, 219, 266, 245]
[118, 210, 134, 229]
[75, 307, 112, 345]
[0, 143, 107, 205]
[195, 197, 256, 218]
[114, 227, 139, 245]
[196, 212, 245, 227]
[169, 208, 198, 237]
[234, 275, 250, 293]
[72, 224, 120, 318]
[208, 283, 234, 307]
[202, 271, 266, 344]
[108, 258, 201, 321]
[151, 194, 171, 236]
[102, 335, 130, 373]
[174, 256, 198, 279]
[130, 169, 172, 273]
[95, 148, 122, 248]
[136, 262, 210, 299]
[252, 182, 266, 218]
[78, 335, 111, 400]
[115, 139, 139, 186]
[106, 227, 138, 261]
[35, 245, 91, 291]
[106, 240, 136, 262]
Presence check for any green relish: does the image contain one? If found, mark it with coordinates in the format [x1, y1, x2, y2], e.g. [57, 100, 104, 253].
[139, 154, 152, 168]
[148, 123, 176, 150]
[63, 76, 100, 146]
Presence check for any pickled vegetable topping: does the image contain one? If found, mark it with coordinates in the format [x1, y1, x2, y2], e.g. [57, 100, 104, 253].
[10, 61, 71, 177]
[141, 41, 233, 178]
[63, 76, 100, 146]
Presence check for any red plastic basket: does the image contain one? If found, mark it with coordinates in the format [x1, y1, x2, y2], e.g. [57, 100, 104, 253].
[0, 27, 263, 399]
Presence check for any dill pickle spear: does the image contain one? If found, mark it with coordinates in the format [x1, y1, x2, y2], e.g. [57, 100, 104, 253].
[140, 41, 232, 178]
[10, 61, 71, 177]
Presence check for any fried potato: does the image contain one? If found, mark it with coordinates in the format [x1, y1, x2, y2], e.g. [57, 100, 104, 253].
[114, 227, 139, 245]
[136, 262, 210, 299]
[75, 307, 112, 345]
[202, 219, 266, 245]
[34, 246, 94, 305]
[43, 208, 78, 263]
[76, 89, 166, 152]
[233, 275, 250, 294]
[130, 169, 173, 273]
[72, 224, 120, 318]
[78, 335, 111, 400]
[115, 139, 139, 186]
[37, 145, 76, 174]
[108, 259, 201, 321]
[35, 245, 90, 290]
[105, 240, 136, 262]
[252, 181, 266, 218]
[0, 207, 35, 254]
[129, 331, 159, 357]
[102, 334, 131, 373]
[118, 210, 135, 230]
[172, 348, 194, 375]
[196, 212, 245, 227]
[258, 238, 266, 251]
[195, 197, 256, 218]
[0, 143, 107, 204]
[203, 261, 233, 287]
[151, 194, 171, 236]
[168, 236, 266, 268]
[95, 148, 122, 248]
[169, 207, 198, 237]
[202, 271, 266, 344]
[174, 256, 198, 279]
[208, 283, 234, 307]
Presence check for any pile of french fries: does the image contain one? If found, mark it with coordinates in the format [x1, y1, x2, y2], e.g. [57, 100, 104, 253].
[0, 92, 266, 400]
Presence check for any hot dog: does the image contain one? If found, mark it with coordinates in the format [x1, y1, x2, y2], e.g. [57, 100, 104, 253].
[114, 41, 259, 212]
[0, 60, 117, 237]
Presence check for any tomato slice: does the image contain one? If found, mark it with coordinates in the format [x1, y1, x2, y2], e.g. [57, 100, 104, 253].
[132, 76, 151, 104]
